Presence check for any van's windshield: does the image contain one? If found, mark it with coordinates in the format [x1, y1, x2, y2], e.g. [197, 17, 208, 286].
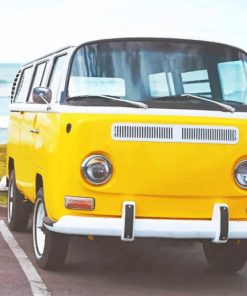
[68, 39, 247, 111]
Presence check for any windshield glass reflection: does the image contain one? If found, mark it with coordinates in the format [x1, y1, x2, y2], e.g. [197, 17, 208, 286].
[68, 39, 247, 108]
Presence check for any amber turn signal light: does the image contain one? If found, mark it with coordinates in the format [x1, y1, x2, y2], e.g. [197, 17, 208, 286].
[65, 196, 95, 210]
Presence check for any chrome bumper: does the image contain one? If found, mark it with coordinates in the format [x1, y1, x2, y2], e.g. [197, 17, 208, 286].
[44, 203, 247, 243]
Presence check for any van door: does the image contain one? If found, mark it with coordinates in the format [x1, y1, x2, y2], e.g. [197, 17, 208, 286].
[18, 62, 47, 200]
[12, 66, 34, 194]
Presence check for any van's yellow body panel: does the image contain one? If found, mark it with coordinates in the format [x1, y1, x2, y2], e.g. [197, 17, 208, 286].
[7, 110, 247, 221]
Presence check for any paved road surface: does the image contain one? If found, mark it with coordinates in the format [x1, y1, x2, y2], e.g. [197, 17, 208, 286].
[1, 207, 247, 296]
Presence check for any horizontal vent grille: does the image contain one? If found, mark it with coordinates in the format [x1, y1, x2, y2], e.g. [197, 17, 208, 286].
[113, 125, 173, 140]
[112, 124, 239, 144]
[182, 127, 237, 142]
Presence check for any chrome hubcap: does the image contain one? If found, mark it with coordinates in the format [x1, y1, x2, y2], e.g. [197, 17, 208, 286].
[35, 200, 45, 257]
[7, 180, 13, 224]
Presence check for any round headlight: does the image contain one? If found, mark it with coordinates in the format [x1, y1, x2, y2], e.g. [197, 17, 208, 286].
[234, 160, 247, 188]
[82, 155, 112, 185]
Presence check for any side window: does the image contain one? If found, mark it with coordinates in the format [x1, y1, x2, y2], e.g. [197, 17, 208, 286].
[15, 67, 33, 103]
[28, 62, 47, 102]
[181, 69, 211, 97]
[48, 55, 66, 101]
[218, 61, 247, 103]
[10, 70, 21, 102]
[149, 72, 175, 97]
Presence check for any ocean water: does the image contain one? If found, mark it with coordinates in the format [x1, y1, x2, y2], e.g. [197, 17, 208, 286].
[0, 127, 8, 144]
[0, 96, 11, 144]
[0, 95, 10, 116]
[0, 63, 21, 144]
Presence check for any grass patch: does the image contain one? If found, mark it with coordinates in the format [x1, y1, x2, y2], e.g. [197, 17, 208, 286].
[0, 145, 6, 177]
[0, 145, 7, 205]
[0, 193, 7, 204]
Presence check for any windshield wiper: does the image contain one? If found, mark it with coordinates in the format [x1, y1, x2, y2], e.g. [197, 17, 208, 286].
[181, 94, 235, 113]
[67, 95, 148, 109]
[153, 93, 235, 113]
[221, 99, 244, 105]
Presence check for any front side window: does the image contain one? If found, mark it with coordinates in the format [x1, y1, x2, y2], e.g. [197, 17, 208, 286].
[68, 39, 247, 111]
[28, 62, 47, 102]
[48, 55, 66, 101]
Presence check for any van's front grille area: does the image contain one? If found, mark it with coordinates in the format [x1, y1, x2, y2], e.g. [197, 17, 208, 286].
[112, 123, 239, 144]
[112, 125, 173, 140]
[181, 127, 238, 142]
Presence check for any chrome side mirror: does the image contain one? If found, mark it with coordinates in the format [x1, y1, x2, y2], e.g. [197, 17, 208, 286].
[33, 87, 52, 110]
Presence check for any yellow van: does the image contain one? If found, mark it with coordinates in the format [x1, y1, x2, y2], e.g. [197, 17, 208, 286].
[7, 38, 247, 272]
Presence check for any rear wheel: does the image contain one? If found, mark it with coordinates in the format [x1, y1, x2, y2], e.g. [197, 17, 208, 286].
[33, 188, 69, 270]
[203, 240, 247, 274]
[7, 170, 31, 231]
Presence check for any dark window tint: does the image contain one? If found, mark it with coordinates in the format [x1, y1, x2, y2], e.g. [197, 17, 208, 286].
[28, 62, 47, 102]
[15, 67, 33, 102]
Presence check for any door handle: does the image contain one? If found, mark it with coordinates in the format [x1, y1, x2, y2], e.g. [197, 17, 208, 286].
[30, 129, 40, 134]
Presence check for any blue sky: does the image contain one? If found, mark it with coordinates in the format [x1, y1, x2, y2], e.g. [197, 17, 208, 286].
[0, 0, 246, 63]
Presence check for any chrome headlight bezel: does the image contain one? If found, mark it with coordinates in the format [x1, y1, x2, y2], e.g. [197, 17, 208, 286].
[234, 160, 247, 189]
[81, 155, 112, 185]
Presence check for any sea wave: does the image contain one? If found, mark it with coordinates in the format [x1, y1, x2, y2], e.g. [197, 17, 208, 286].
[0, 79, 10, 84]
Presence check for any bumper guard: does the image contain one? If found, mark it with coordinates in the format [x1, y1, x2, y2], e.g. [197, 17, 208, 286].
[43, 203, 247, 243]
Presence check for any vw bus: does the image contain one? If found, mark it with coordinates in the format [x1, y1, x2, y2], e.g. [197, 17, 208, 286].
[7, 38, 247, 272]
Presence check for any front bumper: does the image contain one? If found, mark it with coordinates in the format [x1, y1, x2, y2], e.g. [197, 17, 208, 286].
[44, 203, 247, 243]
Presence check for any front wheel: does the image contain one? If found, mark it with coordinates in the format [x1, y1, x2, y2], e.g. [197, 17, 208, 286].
[33, 189, 69, 270]
[203, 240, 247, 274]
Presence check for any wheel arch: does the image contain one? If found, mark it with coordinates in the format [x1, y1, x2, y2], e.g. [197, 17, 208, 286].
[36, 174, 43, 195]
[8, 157, 14, 176]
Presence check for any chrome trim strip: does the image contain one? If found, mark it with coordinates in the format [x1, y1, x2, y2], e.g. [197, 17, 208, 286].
[9, 103, 247, 119]
[44, 203, 246, 243]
